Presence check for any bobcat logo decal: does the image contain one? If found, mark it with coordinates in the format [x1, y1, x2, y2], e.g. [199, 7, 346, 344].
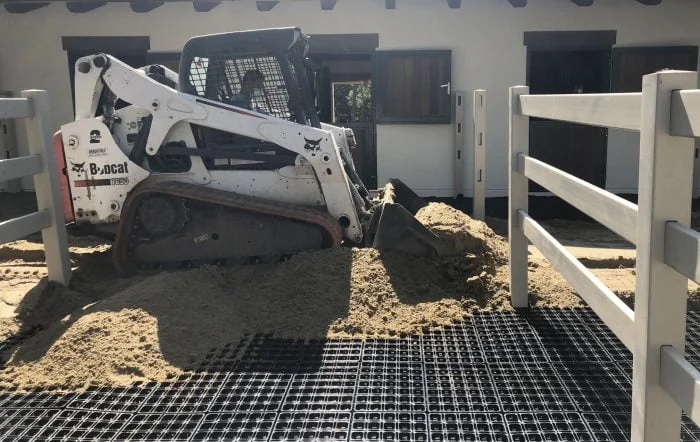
[303, 137, 323, 154]
[70, 161, 85, 174]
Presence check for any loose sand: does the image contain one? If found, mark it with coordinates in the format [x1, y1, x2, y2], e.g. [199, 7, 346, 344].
[0, 203, 514, 390]
[1, 202, 699, 391]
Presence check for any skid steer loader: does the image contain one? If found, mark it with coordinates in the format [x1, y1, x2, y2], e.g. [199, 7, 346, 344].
[54, 27, 452, 274]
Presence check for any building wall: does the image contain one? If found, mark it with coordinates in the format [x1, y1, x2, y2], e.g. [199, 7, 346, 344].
[0, 0, 699, 195]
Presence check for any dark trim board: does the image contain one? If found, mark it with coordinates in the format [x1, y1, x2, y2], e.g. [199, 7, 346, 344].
[308, 33, 378, 55]
[524, 30, 617, 50]
[62, 36, 150, 54]
[307, 53, 372, 62]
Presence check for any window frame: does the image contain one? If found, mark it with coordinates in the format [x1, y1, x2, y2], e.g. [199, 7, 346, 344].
[372, 49, 452, 125]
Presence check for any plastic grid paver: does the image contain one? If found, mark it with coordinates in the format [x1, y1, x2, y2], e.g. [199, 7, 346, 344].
[572, 309, 633, 364]
[684, 414, 700, 442]
[66, 385, 152, 413]
[553, 363, 632, 414]
[31, 409, 133, 441]
[211, 372, 292, 414]
[0, 407, 60, 442]
[350, 412, 429, 441]
[195, 339, 248, 371]
[686, 312, 700, 365]
[581, 412, 632, 441]
[428, 412, 509, 442]
[271, 411, 351, 441]
[490, 364, 577, 414]
[0, 308, 699, 441]
[111, 412, 203, 441]
[192, 412, 276, 441]
[0, 390, 74, 409]
[281, 378, 355, 412]
[507, 412, 593, 442]
[356, 338, 427, 413]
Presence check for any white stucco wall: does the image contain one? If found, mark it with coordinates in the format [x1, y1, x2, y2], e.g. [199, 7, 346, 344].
[1, 0, 699, 195]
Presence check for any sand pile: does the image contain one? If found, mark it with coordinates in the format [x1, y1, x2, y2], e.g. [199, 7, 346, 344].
[0, 202, 514, 391]
[416, 203, 509, 261]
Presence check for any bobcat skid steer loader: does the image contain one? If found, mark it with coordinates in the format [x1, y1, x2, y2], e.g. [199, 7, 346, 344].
[54, 27, 452, 274]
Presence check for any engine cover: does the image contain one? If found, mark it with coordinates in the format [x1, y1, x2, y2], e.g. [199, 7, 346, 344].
[61, 119, 150, 224]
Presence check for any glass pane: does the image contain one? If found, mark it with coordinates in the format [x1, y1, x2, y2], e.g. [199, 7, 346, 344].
[332, 81, 372, 123]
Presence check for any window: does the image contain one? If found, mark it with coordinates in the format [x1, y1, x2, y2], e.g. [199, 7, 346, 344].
[372, 50, 451, 124]
[612, 46, 698, 92]
[332, 81, 372, 123]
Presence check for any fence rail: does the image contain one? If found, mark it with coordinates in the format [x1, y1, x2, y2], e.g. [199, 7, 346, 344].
[660, 345, 700, 424]
[519, 92, 642, 130]
[0, 98, 34, 119]
[509, 69, 700, 442]
[517, 152, 638, 243]
[671, 89, 700, 137]
[518, 209, 635, 348]
[0, 155, 42, 182]
[0, 91, 71, 286]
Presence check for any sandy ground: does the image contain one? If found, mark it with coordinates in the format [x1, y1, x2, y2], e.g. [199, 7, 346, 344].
[2, 207, 698, 327]
[2, 191, 700, 391]
[2, 206, 698, 327]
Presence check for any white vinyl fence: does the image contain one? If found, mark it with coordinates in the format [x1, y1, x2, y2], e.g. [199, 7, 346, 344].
[0, 90, 71, 286]
[509, 70, 700, 441]
[473, 89, 486, 221]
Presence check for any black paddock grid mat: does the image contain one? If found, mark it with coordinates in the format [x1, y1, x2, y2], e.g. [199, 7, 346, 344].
[1, 308, 700, 441]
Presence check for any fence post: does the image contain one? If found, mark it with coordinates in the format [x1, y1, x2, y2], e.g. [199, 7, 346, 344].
[509, 86, 529, 308]
[20, 90, 71, 286]
[473, 89, 486, 221]
[453, 91, 465, 199]
[631, 71, 697, 442]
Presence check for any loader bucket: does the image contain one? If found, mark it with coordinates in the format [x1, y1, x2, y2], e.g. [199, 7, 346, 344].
[367, 179, 455, 257]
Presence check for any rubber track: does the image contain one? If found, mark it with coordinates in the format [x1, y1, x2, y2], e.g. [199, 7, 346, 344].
[113, 179, 344, 275]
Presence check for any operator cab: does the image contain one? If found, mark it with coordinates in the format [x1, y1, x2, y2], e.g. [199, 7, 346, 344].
[179, 27, 320, 128]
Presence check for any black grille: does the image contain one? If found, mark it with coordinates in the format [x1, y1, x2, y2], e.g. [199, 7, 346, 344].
[188, 55, 293, 121]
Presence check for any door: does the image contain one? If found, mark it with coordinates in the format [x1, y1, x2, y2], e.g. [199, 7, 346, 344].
[527, 49, 611, 192]
[309, 53, 378, 190]
[610, 46, 699, 196]
[332, 80, 377, 188]
[611, 46, 698, 93]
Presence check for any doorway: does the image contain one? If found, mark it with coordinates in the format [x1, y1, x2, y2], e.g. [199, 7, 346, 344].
[331, 80, 375, 188]
[307, 34, 378, 189]
[527, 48, 611, 192]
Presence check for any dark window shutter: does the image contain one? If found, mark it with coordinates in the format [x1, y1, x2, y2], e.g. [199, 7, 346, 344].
[612, 46, 698, 92]
[373, 50, 451, 124]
